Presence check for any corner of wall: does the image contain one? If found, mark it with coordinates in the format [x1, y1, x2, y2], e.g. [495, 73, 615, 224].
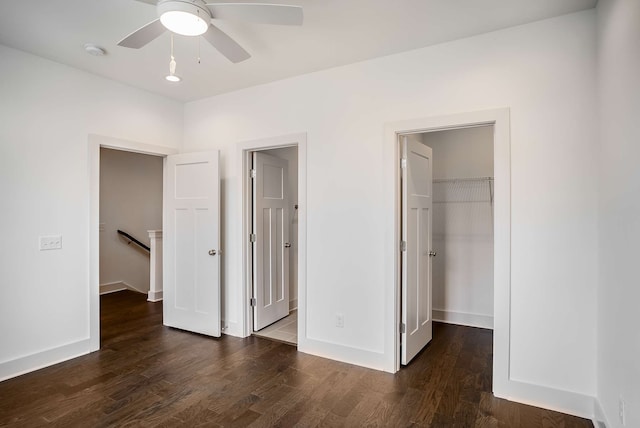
[593, 396, 610, 428]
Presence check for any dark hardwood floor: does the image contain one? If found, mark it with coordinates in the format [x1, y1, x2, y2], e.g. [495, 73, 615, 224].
[0, 290, 592, 427]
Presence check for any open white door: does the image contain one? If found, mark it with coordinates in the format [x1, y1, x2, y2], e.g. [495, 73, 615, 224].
[164, 151, 221, 337]
[401, 136, 433, 364]
[252, 151, 290, 331]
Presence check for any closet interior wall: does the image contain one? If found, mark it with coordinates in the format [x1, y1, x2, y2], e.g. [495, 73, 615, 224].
[422, 126, 495, 329]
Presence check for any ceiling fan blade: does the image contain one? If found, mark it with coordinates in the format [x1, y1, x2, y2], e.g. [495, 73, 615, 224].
[118, 19, 166, 49]
[205, 3, 303, 26]
[203, 24, 251, 63]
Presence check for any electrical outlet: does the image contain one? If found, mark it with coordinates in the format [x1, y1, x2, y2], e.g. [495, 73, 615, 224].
[336, 313, 344, 328]
[39, 235, 62, 250]
[619, 396, 626, 426]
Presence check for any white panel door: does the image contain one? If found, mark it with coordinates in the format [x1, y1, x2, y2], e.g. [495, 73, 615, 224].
[252, 152, 290, 331]
[401, 136, 433, 364]
[164, 151, 221, 337]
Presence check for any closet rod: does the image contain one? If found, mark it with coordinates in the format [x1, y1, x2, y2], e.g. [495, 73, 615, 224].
[432, 176, 493, 183]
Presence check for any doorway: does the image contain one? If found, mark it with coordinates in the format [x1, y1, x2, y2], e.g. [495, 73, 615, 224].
[99, 148, 163, 299]
[383, 109, 511, 398]
[238, 133, 307, 348]
[250, 146, 299, 345]
[91, 137, 223, 345]
[88, 135, 177, 352]
[398, 125, 495, 365]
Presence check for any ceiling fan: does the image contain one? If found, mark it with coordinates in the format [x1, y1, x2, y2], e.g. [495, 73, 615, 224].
[118, 0, 304, 63]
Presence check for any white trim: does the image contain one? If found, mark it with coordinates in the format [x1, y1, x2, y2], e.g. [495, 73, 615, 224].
[289, 298, 298, 311]
[0, 339, 92, 382]
[147, 229, 163, 302]
[237, 133, 307, 351]
[100, 281, 127, 295]
[91, 134, 178, 157]
[496, 379, 595, 420]
[88, 134, 177, 354]
[147, 290, 163, 302]
[221, 320, 244, 337]
[432, 309, 494, 330]
[300, 338, 387, 371]
[99, 281, 148, 295]
[383, 109, 511, 402]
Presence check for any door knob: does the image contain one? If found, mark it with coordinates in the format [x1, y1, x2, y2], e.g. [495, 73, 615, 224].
[284, 243, 291, 248]
[429, 251, 437, 257]
[208, 249, 217, 256]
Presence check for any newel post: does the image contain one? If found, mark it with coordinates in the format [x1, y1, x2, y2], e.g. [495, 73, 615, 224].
[147, 230, 163, 302]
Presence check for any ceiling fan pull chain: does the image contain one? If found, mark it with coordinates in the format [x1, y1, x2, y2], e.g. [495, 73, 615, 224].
[170, 33, 176, 74]
[198, 36, 201, 64]
[165, 32, 180, 82]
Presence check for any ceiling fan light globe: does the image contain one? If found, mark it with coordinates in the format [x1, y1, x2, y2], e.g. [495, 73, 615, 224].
[160, 11, 208, 36]
[157, 1, 211, 36]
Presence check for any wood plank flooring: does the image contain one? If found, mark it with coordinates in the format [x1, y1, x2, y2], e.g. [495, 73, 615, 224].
[0, 291, 593, 427]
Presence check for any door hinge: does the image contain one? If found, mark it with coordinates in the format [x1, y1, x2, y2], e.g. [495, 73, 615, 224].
[250, 233, 256, 243]
[400, 240, 407, 252]
[250, 169, 256, 179]
[400, 323, 406, 334]
[401, 158, 407, 169]
[250, 297, 256, 307]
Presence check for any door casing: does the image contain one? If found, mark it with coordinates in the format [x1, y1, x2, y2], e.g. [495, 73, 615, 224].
[238, 133, 307, 344]
[384, 109, 511, 399]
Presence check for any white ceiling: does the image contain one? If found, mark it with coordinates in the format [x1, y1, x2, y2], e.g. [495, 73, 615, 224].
[0, 0, 597, 102]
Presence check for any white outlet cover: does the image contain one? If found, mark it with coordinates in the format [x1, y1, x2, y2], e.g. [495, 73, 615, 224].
[39, 235, 62, 250]
[619, 396, 626, 426]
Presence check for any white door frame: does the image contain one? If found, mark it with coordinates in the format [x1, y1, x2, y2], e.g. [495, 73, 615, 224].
[238, 133, 307, 344]
[383, 109, 511, 397]
[88, 134, 178, 351]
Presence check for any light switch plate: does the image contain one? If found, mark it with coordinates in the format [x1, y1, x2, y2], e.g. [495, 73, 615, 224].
[39, 235, 62, 250]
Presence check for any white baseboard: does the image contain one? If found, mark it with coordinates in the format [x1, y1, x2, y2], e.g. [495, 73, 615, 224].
[100, 281, 127, 295]
[298, 336, 387, 372]
[0, 339, 92, 382]
[221, 320, 244, 338]
[433, 309, 494, 329]
[496, 379, 595, 421]
[100, 281, 147, 295]
[147, 290, 163, 302]
[289, 298, 298, 311]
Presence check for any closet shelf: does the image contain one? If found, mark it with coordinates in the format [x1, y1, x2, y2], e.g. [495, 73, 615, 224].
[433, 176, 493, 183]
[432, 176, 494, 205]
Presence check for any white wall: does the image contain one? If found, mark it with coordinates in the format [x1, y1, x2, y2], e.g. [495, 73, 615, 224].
[262, 147, 299, 310]
[0, 44, 182, 380]
[99, 148, 163, 293]
[183, 9, 598, 405]
[596, 1, 640, 426]
[423, 127, 494, 329]
[425, 127, 494, 179]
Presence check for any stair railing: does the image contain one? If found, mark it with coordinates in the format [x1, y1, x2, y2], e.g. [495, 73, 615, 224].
[117, 230, 150, 252]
